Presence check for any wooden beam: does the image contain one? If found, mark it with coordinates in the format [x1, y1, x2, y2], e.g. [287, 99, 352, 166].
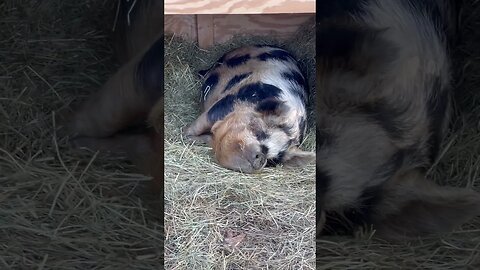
[165, 0, 315, 15]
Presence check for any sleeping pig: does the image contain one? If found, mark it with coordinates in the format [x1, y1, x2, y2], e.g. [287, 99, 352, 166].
[316, 0, 480, 239]
[183, 45, 315, 173]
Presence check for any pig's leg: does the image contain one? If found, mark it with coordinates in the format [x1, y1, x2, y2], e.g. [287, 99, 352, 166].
[182, 112, 213, 145]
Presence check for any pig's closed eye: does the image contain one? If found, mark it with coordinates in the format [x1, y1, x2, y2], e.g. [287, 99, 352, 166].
[254, 130, 269, 141]
[261, 145, 269, 155]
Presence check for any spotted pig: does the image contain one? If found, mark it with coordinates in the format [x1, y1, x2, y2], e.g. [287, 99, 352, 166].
[183, 45, 315, 173]
[316, 0, 480, 239]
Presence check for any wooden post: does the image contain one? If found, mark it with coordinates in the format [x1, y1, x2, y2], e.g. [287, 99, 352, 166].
[197, 15, 215, 49]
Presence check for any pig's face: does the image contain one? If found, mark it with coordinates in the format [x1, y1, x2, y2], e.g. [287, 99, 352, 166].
[210, 103, 314, 173]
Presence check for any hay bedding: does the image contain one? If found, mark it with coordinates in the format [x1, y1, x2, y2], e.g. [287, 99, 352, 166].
[0, 1, 163, 269]
[164, 24, 316, 269]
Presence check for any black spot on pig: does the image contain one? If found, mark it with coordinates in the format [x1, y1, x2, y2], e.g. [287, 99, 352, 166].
[224, 72, 252, 92]
[135, 37, 163, 100]
[257, 49, 295, 62]
[226, 54, 251, 67]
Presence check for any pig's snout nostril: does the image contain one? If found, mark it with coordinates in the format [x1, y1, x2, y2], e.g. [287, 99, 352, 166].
[254, 153, 263, 162]
[251, 152, 267, 170]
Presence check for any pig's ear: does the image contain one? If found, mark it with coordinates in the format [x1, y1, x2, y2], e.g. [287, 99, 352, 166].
[197, 69, 209, 78]
[282, 146, 316, 167]
[197, 61, 220, 78]
[255, 98, 289, 116]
